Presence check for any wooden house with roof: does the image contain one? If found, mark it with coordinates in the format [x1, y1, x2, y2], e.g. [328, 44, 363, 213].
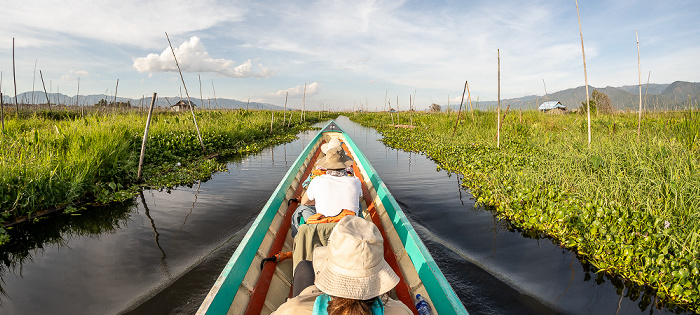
[171, 100, 196, 112]
[537, 101, 567, 114]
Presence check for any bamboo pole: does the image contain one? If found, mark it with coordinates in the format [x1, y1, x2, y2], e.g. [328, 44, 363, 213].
[76, 77, 80, 107]
[636, 30, 642, 141]
[13, 38, 19, 116]
[497, 49, 501, 148]
[389, 98, 394, 125]
[301, 83, 306, 123]
[575, 0, 592, 148]
[212, 79, 219, 109]
[409, 95, 413, 126]
[467, 81, 474, 121]
[519, 108, 522, 123]
[645, 71, 651, 112]
[451, 80, 468, 136]
[270, 109, 274, 133]
[166, 32, 206, 155]
[283, 91, 288, 126]
[199, 74, 204, 112]
[500, 104, 510, 129]
[113, 79, 119, 106]
[137, 92, 157, 181]
[39, 70, 51, 107]
[384, 89, 387, 112]
[32, 59, 37, 105]
[396, 95, 400, 124]
[1, 92, 4, 131]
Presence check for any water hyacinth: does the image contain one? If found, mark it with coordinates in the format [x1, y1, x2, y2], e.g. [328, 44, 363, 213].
[349, 110, 700, 312]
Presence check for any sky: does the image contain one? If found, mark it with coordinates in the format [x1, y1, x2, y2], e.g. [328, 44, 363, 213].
[1, 0, 699, 111]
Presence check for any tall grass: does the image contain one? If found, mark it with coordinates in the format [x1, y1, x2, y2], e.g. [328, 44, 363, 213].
[0, 109, 331, 228]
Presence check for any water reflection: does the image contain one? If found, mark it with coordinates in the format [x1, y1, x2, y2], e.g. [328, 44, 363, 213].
[0, 200, 133, 299]
[140, 191, 167, 266]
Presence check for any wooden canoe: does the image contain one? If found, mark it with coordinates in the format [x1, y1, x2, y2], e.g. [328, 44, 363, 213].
[197, 121, 467, 314]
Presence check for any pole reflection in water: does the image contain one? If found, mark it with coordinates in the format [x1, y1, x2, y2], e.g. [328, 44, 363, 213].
[140, 190, 168, 270]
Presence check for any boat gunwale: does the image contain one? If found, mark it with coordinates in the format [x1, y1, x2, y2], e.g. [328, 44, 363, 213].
[197, 128, 324, 315]
[341, 126, 467, 314]
[198, 120, 467, 314]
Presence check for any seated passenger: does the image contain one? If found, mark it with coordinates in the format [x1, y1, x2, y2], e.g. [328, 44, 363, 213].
[273, 216, 413, 314]
[291, 146, 362, 237]
[303, 138, 352, 188]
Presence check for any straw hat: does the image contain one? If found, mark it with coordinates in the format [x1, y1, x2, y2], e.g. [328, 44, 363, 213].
[320, 138, 342, 154]
[313, 216, 400, 300]
[317, 147, 354, 170]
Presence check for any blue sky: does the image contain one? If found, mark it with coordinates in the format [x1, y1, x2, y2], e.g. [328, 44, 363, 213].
[1, 0, 699, 111]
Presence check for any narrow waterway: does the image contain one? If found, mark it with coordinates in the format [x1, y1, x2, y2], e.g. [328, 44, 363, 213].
[0, 116, 687, 314]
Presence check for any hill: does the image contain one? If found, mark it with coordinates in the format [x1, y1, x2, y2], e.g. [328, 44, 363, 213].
[1, 92, 287, 111]
[446, 81, 699, 112]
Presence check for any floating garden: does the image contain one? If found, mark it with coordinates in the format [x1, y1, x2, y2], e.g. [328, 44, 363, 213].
[349, 110, 699, 312]
[0, 109, 334, 243]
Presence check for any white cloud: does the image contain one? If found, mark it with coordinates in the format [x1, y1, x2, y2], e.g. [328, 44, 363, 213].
[132, 36, 272, 78]
[60, 70, 89, 81]
[271, 82, 321, 97]
[2, 0, 244, 48]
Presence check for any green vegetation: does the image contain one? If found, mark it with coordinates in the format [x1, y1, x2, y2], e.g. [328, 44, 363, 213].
[0, 109, 333, 243]
[349, 109, 699, 312]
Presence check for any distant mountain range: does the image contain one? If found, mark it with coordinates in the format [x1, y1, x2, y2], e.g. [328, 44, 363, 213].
[0, 92, 288, 111]
[3, 81, 699, 112]
[446, 81, 700, 112]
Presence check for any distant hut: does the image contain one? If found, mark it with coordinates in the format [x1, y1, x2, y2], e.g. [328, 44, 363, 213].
[171, 100, 196, 112]
[538, 101, 567, 114]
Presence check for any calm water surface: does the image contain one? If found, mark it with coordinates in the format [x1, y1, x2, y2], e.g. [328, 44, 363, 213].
[0, 117, 687, 314]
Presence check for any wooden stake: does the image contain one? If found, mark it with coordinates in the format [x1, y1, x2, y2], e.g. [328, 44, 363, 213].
[39, 70, 51, 107]
[137, 92, 157, 181]
[636, 30, 642, 141]
[575, 0, 592, 148]
[497, 49, 501, 148]
[452, 80, 468, 136]
[166, 32, 206, 154]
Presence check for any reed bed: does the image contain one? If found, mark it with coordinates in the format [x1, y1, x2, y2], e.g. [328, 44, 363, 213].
[349, 110, 700, 312]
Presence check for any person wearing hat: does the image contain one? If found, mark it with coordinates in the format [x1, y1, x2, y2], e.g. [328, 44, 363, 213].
[273, 216, 413, 314]
[320, 138, 342, 155]
[291, 146, 362, 237]
[302, 138, 352, 188]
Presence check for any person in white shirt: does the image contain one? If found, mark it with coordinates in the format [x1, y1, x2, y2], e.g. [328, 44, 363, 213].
[291, 146, 362, 236]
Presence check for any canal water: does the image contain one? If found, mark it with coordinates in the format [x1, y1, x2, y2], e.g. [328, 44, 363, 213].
[0, 116, 687, 314]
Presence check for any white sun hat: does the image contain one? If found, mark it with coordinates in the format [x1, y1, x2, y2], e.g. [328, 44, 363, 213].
[320, 138, 342, 154]
[312, 216, 400, 300]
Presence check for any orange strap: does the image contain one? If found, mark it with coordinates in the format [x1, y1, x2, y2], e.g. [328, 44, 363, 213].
[275, 251, 293, 262]
[304, 209, 355, 224]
